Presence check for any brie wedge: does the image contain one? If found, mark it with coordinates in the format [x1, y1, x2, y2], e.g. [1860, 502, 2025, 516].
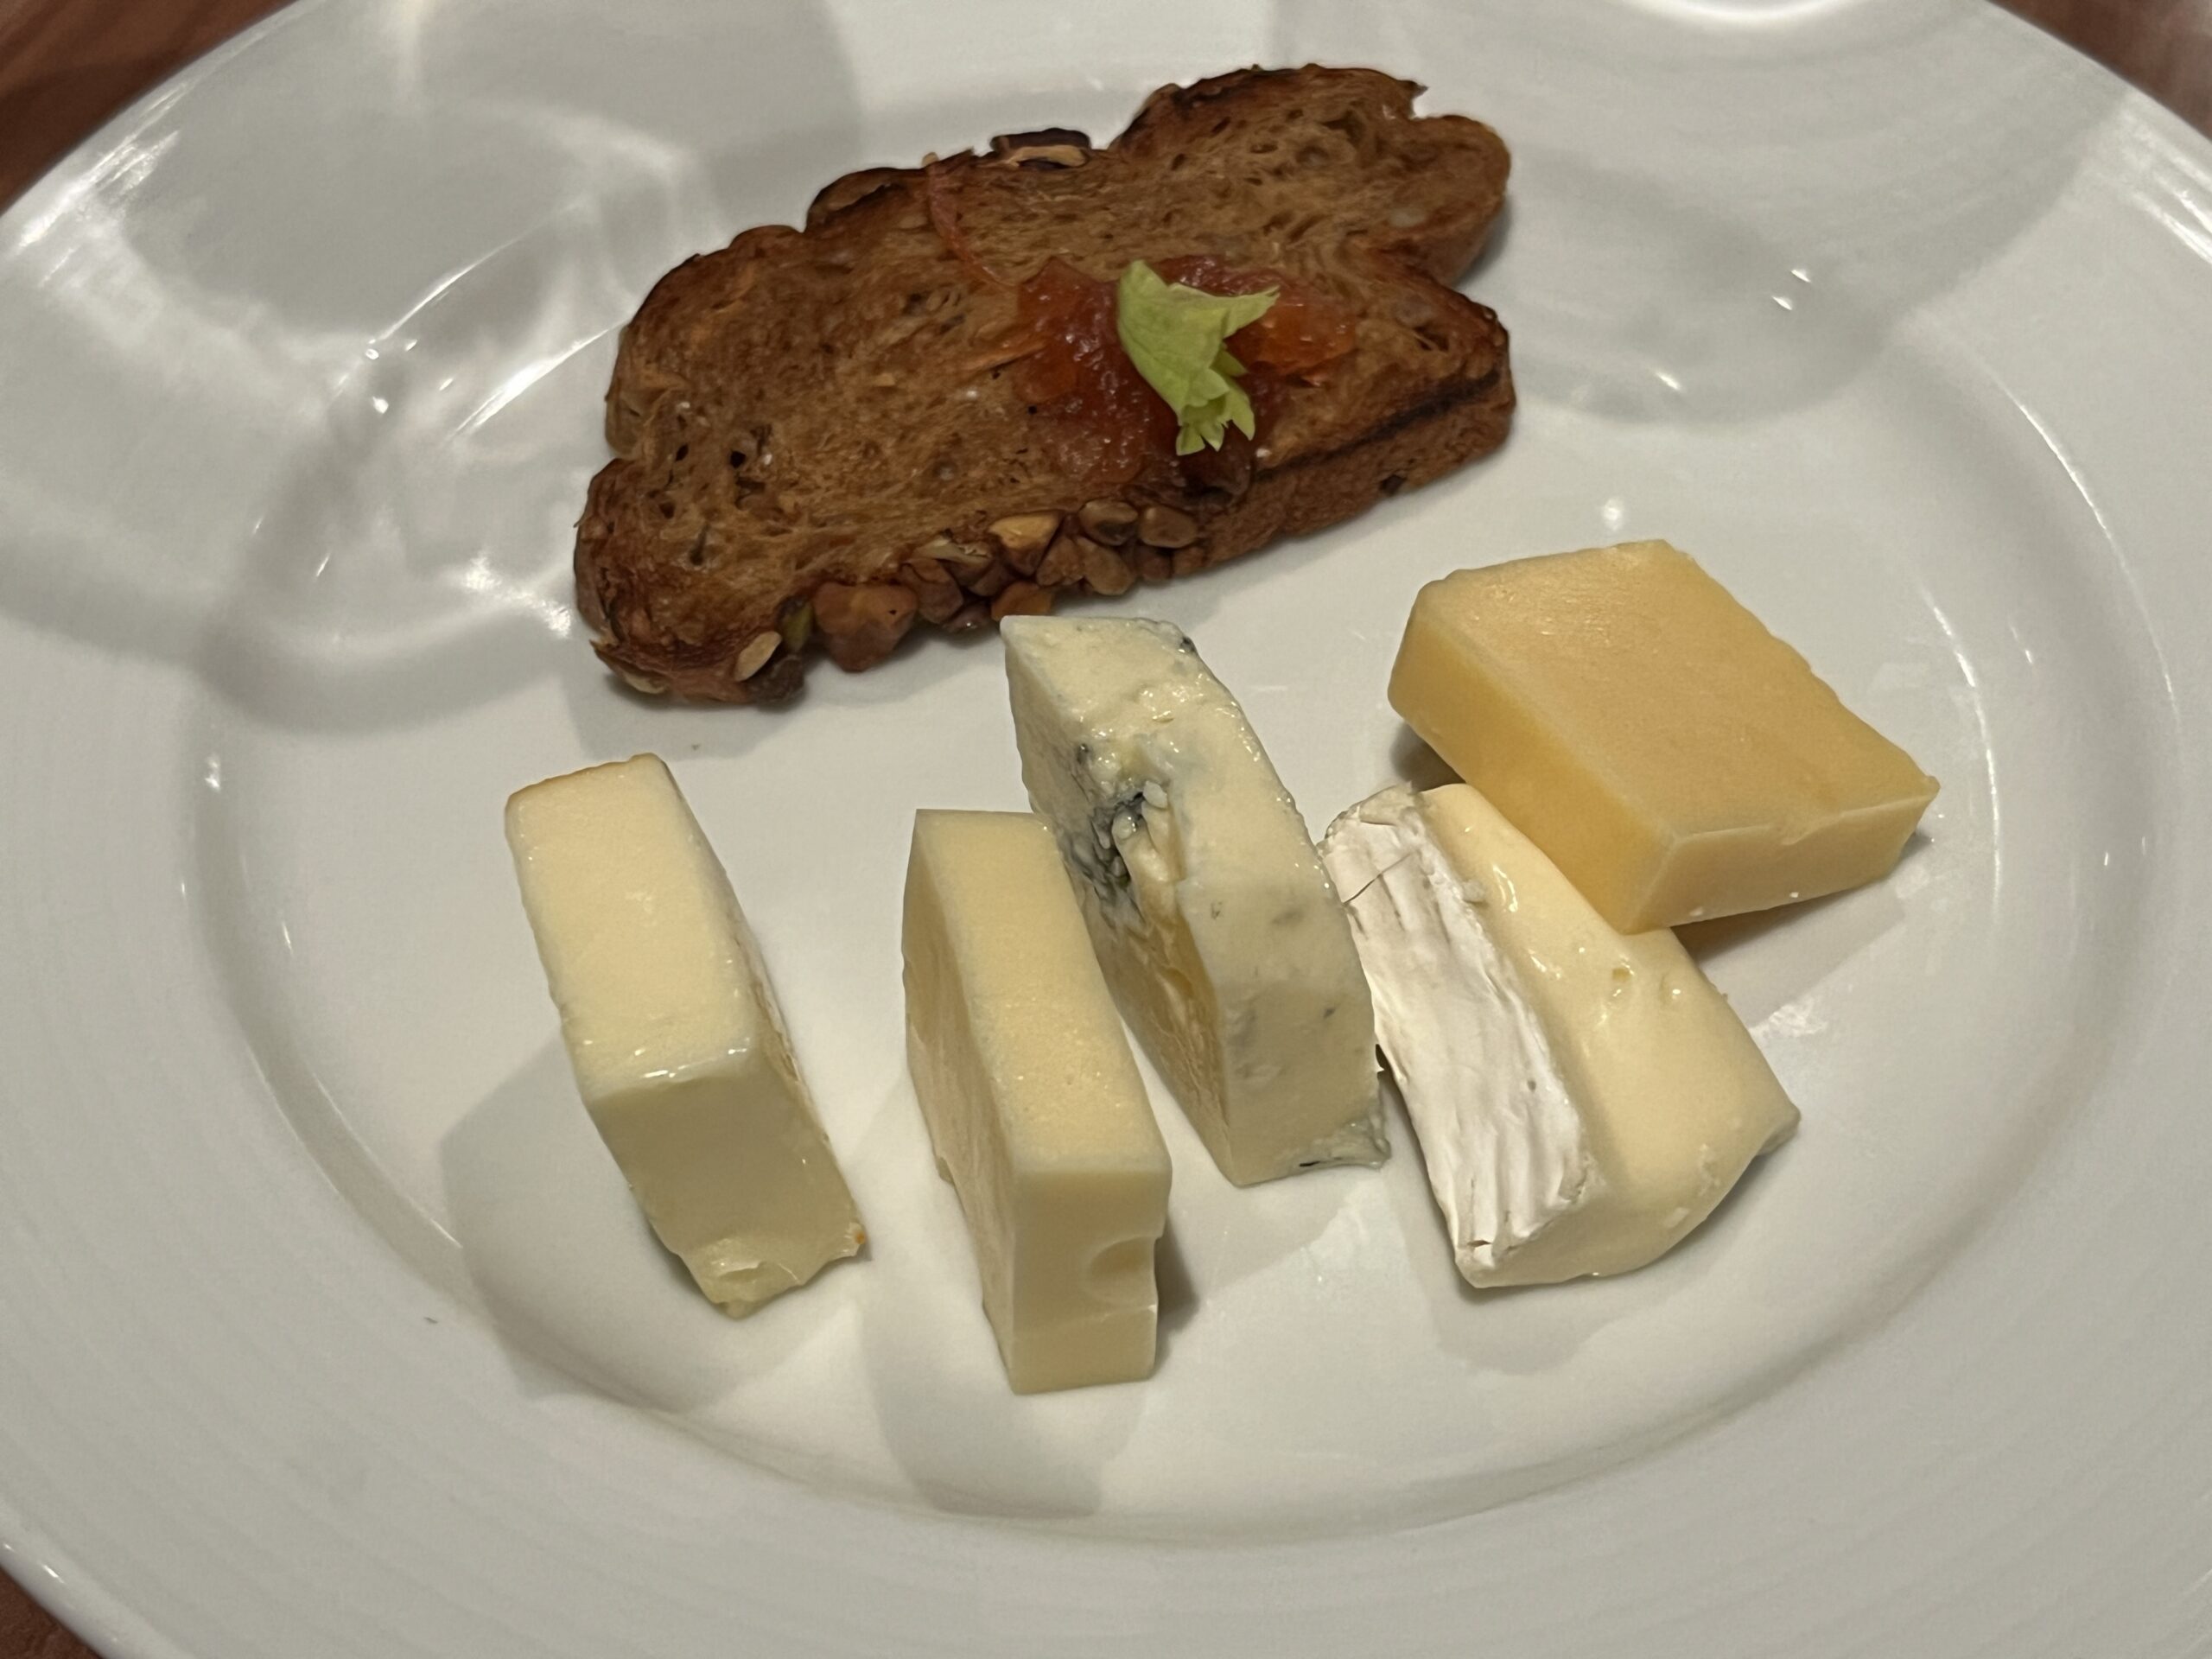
[505, 754, 865, 1316]
[1320, 783, 1796, 1287]
[1001, 617, 1385, 1186]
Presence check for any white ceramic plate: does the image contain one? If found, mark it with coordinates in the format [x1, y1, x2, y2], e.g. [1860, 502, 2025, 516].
[4, 0, 2210, 1653]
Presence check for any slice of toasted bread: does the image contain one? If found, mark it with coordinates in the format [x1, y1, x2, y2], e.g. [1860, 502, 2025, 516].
[577, 66, 1512, 702]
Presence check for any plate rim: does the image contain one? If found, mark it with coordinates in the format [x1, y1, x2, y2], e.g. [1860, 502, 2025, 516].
[5, 1, 2212, 1653]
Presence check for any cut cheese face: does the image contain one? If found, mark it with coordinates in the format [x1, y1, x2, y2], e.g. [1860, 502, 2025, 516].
[902, 810, 1172, 1394]
[1389, 540, 1939, 932]
[1001, 616, 1386, 1187]
[505, 754, 864, 1316]
[1321, 783, 1797, 1287]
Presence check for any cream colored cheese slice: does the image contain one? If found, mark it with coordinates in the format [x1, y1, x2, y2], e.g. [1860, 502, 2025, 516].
[505, 754, 864, 1316]
[1001, 616, 1385, 1187]
[902, 810, 1172, 1394]
[1321, 783, 1797, 1287]
[1389, 541, 1939, 932]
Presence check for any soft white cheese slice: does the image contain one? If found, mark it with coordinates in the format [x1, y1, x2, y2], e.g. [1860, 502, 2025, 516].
[1320, 783, 1797, 1287]
[902, 810, 1172, 1393]
[1002, 616, 1385, 1187]
[505, 754, 864, 1316]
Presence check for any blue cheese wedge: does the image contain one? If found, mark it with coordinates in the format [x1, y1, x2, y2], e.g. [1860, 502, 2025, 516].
[903, 810, 1172, 1393]
[1320, 783, 1796, 1287]
[505, 754, 864, 1316]
[1001, 616, 1385, 1187]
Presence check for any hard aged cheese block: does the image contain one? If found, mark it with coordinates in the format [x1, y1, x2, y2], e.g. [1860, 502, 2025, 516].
[902, 810, 1173, 1394]
[505, 754, 864, 1316]
[1001, 616, 1386, 1187]
[1320, 783, 1796, 1287]
[1389, 540, 1940, 932]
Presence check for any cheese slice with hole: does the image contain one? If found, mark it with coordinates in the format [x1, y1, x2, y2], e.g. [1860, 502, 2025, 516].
[1389, 540, 1939, 931]
[505, 754, 864, 1316]
[1001, 615, 1385, 1187]
[902, 810, 1171, 1393]
[1321, 782, 1797, 1287]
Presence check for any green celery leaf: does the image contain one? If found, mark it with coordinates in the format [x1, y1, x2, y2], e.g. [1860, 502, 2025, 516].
[1116, 260, 1277, 454]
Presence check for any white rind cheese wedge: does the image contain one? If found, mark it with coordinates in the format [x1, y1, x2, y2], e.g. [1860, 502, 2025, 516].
[1320, 783, 1797, 1287]
[1001, 616, 1385, 1188]
[902, 810, 1172, 1394]
[505, 754, 864, 1317]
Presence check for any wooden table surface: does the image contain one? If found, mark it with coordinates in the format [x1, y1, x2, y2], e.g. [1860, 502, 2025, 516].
[3, 0, 2209, 1652]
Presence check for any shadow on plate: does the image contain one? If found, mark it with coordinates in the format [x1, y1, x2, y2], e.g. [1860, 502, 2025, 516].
[847, 1109, 1137, 1525]
[1387, 724, 1456, 791]
[436, 1040, 849, 1414]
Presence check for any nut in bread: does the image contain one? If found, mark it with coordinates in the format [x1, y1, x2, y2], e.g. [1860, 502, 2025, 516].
[577, 66, 1514, 702]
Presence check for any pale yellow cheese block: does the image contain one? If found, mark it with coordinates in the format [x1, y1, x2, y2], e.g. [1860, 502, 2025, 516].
[902, 810, 1173, 1394]
[1389, 541, 1939, 932]
[505, 755, 864, 1317]
[1325, 783, 1797, 1287]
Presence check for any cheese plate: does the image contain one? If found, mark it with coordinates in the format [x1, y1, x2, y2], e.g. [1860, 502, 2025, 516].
[1, 1, 2209, 1654]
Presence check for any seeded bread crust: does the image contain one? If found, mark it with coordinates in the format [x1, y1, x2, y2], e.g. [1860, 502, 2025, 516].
[578, 65, 1514, 702]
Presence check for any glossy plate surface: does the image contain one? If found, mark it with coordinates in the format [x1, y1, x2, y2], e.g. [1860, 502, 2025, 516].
[3, 1, 2209, 1653]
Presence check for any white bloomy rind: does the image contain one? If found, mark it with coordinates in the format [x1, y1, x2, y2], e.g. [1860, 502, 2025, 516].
[1321, 783, 1798, 1288]
[1321, 793, 1591, 1276]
